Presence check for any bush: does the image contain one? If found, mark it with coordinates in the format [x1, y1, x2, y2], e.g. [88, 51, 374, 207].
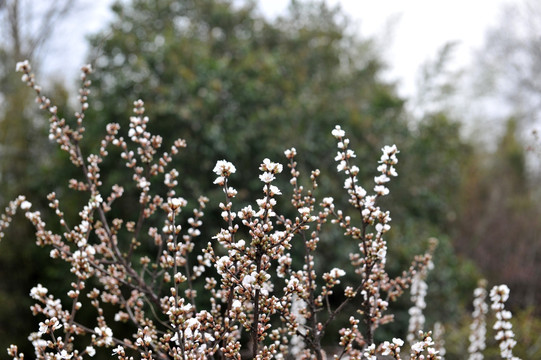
[0, 61, 522, 360]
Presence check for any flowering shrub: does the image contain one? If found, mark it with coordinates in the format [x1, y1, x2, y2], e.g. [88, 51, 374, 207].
[0, 62, 521, 360]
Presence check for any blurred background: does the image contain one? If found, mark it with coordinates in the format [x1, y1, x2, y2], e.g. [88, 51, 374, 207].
[1, 0, 540, 358]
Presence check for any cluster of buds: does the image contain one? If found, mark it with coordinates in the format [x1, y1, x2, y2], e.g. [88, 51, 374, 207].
[2, 62, 215, 359]
[465, 281, 522, 360]
[468, 280, 488, 360]
[16, 60, 85, 165]
[490, 285, 520, 360]
[407, 259, 433, 343]
[410, 331, 440, 360]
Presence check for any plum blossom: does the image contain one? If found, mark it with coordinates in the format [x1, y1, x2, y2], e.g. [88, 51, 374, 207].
[290, 296, 307, 356]
[170, 197, 187, 209]
[259, 172, 275, 183]
[329, 268, 346, 278]
[85, 346, 96, 357]
[260, 158, 283, 173]
[284, 147, 297, 158]
[374, 174, 390, 184]
[268, 184, 281, 195]
[38, 317, 62, 336]
[410, 332, 438, 359]
[363, 344, 376, 360]
[490, 285, 510, 307]
[213, 160, 236, 176]
[232, 299, 242, 310]
[344, 177, 357, 189]
[331, 125, 345, 138]
[322, 197, 334, 206]
[382, 338, 404, 357]
[469, 282, 488, 360]
[242, 273, 256, 288]
[112, 345, 124, 356]
[355, 185, 367, 198]
[21, 200, 32, 210]
[490, 285, 519, 359]
[56, 350, 72, 359]
[16, 60, 31, 72]
[137, 177, 150, 190]
[374, 185, 390, 196]
[94, 326, 113, 346]
[30, 284, 48, 299]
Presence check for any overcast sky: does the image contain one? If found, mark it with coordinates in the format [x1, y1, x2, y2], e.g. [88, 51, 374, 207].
[46, 0, 513, 98]
[259, 0, 512, 97]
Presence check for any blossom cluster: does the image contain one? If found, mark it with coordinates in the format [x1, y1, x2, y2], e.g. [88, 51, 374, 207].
[468, 280, 488, 360]
[0, 61, 522, 360]
[490, 285, 520, 360]
[407, 250, 435, 344]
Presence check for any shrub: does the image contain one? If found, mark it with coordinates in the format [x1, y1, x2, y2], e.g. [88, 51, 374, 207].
[0, 61, 521, 360]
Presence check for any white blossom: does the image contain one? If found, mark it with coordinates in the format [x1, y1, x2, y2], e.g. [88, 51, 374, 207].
[329, 268, 346, 278]
[490, 284, 519, 360]
[232, 299, 242, 310]
[375, 223, 390, 233]
[290, 296, 307, 356]
[15, 60, 30, 72]
[56, 350, 72, 360]
[213, 176, 225, 185]
[355, 185, 367, 198]
[374, 174, 390, 184]
[259, 172, 275, 183]
[344, 177, 357, 189]
[30, 284, 48, 299]
[86, 346, 96, 357]
[331, 125, 345, 138]
[322, 197, 334, 205]
[269, 184, 281, 195]
[94, 326, 114, 346]
[284, 147, 297, 157]
[260, 158, 283, 173]
[374, 185, 389, 196]
[112, 345, 124, 355]
[213, 160, 236, 176]
[170, 197, 187, 208]
[242, 273, 256, 288]
[21, 200, 32, 210]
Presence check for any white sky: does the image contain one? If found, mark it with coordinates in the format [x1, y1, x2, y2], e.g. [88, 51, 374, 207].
[46, 0, 514, 99]
[258, 0, 512, 97]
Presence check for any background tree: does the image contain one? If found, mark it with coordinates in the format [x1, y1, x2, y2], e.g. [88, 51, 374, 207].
[455, 0, 541, 311]
[455, 119, 541, 309]
[0, 0, 78, 353]
[473, 0, 541, 130]
[86, 0, 405, 195]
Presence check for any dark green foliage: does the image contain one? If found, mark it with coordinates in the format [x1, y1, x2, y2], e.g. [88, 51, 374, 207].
[86, 0, 405, 197]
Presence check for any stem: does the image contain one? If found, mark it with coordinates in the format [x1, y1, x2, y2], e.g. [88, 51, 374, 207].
[184, 260, 196, 310]
[303, 232, 323, 359]
[219, 177, 238, 354]
[171, 212, 187, 360]
[64, 279, 82, 344]
[251, 250, 262, 358]
[358, 221, 374, 345]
